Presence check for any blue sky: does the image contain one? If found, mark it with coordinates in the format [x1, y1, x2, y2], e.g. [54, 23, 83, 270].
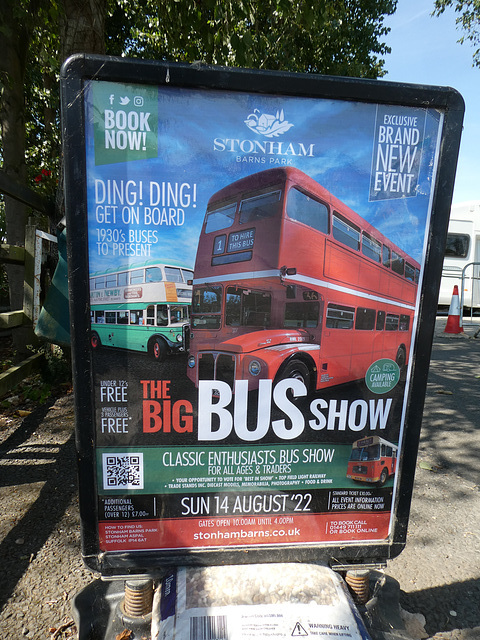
[382, 0, 480, 204]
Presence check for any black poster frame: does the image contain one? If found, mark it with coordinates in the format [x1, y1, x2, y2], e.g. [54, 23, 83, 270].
[60, 54, 463, 576]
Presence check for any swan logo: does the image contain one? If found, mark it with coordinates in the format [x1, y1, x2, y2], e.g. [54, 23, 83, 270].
[244, 109, 294, 138]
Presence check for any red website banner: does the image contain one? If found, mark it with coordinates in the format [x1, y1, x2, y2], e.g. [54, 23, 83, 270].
[99, 512, 391, 551]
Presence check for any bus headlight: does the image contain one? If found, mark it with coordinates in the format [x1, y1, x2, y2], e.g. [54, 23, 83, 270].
[188, 355, 196, 368]
[176, 333, 183, 342]
[248, 360, 262, 376]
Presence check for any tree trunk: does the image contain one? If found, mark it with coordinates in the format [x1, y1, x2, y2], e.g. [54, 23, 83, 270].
[59, 0, 107, 63]
[0, 2, 35, 359]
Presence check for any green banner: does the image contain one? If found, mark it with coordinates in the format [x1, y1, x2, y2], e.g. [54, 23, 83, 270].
[92, 82, 158, 165]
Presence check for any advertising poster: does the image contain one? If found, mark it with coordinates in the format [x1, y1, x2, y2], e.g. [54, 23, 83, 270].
[66, 60, 461, 565]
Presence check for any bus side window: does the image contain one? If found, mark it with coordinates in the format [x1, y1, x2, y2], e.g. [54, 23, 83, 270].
[405, 262, 416, 282]
[332, 213, 360, 251]
[382, 245, 391, 268]
[355, 307, 375, 330]
[130, 310, 143, 325]
[105, 311, 116, 324]
[146, 267, 163, 282]
[362, 233, 382, 263]
[399, 314, 410, 331]
[117, 311, 129, 324]
[376, 310, 385, 330]
[286, 188, 329, 234]
[391, 251, 404, 276]
[385, 314, 399, 331]
[284, 302, 319, 328]
[326, 304, 354, 329]
[157, 305, 169, 326]
[95, 311, 105, 323]
[146, 305, 155, 326]
[130, 269, 144, 284]
[165, 267, 182, 283]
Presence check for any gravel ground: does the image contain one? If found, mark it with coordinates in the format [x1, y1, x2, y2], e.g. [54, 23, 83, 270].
[0, 319, 479, 639]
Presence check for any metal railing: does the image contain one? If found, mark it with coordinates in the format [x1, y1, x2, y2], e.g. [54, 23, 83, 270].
[459, 261, 480, 327]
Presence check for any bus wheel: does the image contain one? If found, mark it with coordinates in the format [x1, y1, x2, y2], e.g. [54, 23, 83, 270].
[90, 332, 101, 350]
[395, 346, 407, 380]
[278, 359, 311, 392]
[378, 468, 389, 486]
[151, 338, 167, 362]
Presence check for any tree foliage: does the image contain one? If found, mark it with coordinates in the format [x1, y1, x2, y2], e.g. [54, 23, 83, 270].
[105, 0, 397, 78]
[434, 0, 480, 66]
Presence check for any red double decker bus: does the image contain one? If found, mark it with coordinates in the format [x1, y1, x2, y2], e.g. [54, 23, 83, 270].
[187, 167, 420, 392]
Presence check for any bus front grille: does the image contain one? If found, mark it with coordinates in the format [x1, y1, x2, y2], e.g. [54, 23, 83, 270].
[198, 352, 235, 386]
[216, 354, 235, 387]
[199, 354, 215, 380]
[352, 465, 368, 474]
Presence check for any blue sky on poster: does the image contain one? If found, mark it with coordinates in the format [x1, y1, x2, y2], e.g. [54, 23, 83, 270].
[382, 0, 480, 205]
[86, 82, 441, 276]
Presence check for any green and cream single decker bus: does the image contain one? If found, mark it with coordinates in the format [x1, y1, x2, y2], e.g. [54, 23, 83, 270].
[89, 260, 192, 361]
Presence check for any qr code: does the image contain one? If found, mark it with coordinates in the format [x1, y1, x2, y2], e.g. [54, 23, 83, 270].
[102, 453, 144, 490]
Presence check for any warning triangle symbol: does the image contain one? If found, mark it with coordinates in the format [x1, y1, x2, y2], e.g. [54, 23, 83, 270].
[291, 622, 308, 637]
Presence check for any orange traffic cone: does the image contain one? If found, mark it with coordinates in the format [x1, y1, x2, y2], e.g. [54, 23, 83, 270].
[444, 285, 463, 334]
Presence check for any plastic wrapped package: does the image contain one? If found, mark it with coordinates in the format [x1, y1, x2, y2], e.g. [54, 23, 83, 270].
[151, 563, 371, 640]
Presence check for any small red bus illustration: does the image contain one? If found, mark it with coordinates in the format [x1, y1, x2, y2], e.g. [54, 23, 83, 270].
[346, 436, 398, 485]
[187, 167, 420, 391]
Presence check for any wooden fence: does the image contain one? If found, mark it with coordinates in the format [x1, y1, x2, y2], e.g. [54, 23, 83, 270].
[0, 170, 57, 397]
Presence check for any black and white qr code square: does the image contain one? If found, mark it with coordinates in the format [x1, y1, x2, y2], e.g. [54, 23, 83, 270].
[102, 453, 144, 490]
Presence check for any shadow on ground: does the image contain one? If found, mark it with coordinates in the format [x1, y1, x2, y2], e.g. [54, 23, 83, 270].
[0, 400, 77, 611]
[400, 578, 480, 636]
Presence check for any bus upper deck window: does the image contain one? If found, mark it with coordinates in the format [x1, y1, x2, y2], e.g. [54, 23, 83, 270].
[239, 191, 281, 224]
[445, 233, 470, 258]
[146, 267, 163, 282]
[105, 273, 117, 287]
[118, 272, 128, 286]
[332, 213, 360, 251]
[391, 251, 404, 276]
[181, 269, 194, 283]
[362, 233, 381, 263]
[205, 203, 236, 233]
[165, 267, 182, 282]
[95, 277, 105, 289]
[286, 188, 329, 234]
[382, 245, 391, 268]
[405, 262, 415, 282]
[130, 269, 144, 284]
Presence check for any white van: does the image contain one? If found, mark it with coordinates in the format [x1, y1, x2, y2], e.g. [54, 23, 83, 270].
[438, 201, 480, 309]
